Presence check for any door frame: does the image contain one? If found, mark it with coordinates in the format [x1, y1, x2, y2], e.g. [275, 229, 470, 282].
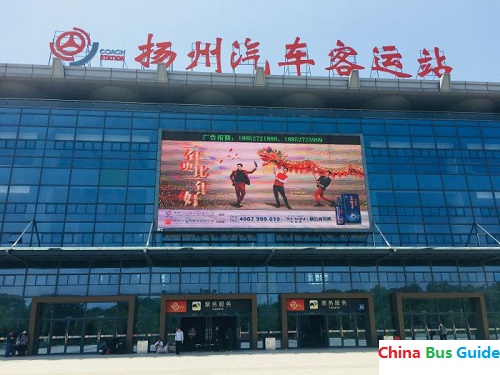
[280, 293, 377, 348]
[28, 295, 136, 355]
[160, 294, 258, 349]
[391, 292, 489, 340]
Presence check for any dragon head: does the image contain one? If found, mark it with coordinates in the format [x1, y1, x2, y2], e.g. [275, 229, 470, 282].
[257, 147, 285, 166]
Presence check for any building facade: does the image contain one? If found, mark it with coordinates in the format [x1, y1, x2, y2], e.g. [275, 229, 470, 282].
[0, 61, 499, 355]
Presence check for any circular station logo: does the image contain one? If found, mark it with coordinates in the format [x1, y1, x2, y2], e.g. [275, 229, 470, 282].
[170, 302, 181, 311]
[49, 27, 99, 66]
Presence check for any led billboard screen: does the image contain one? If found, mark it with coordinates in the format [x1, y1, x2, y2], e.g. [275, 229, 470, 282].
[157, 131, 370, 231]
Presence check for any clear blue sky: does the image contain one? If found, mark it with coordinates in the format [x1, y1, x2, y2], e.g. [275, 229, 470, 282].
[1, 0, 498, 82]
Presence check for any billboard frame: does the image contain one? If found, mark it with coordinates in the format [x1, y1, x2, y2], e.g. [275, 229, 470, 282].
[155, 129, 372, 234]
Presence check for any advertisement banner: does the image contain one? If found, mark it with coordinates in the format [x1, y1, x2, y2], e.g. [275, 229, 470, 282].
[157, 131, 369, 231]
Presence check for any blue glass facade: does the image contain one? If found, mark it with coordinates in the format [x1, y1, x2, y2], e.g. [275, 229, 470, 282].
[1, 99, 498, 247]
[1, 98, 500, 353]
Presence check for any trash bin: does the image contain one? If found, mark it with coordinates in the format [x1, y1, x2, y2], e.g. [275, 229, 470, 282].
[136, 340, 148, 353]
[264, 337, 276, 350]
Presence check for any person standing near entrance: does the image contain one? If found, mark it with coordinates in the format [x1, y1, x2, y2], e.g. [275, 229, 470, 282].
[212, 325, 220, 352]
[188, 327, 196, 352]
[438, 322, 447, 340]
[15, 331, 29, 356]
[4, 331, 15, 357]
[174, 327, 184, 355]
[230, 162, 257, 207]
[427, 324, 435, 340]
[438, 322, 448, 340]
[225, 326, 234, 352]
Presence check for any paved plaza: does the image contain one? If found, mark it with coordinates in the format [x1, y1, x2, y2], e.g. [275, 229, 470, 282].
[1, 348, 379, 375]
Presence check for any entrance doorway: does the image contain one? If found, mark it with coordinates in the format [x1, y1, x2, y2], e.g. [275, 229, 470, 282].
[392, 292, 489, 340]
[404, 311, 477, 340]
[289, 312, 369, 348]
[177, 315, 238, 351]
[160, 294, 258, 350]
[29, 296, 135, 355]
[327, 312, 367, 347]
[38, 317, 83, 354]
[298, 315, 326, 348]
[281, 293, 377, 349]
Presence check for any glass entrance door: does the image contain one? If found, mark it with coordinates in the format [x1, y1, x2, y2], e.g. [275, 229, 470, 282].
[355, 314, 367, 346]
[83, 317, 116, 353]
[170, 315, 241, 351]
[402, 297, 480, 341]
[287, 315, 299, 348]
[406, 313, 429, 340]
[34, 300, 130, 355]
[327, 312, 368, 347]
[327, 314, 342, 347]
[238, 315, 251, 349]
[439, 312, 476, 340]
[45, 318, 84, 354]
[340, 313, 358, 347]
[298, 314, 327, 348]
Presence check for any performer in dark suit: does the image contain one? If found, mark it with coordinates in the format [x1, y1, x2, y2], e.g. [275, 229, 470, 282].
[230, 162, 257, 207]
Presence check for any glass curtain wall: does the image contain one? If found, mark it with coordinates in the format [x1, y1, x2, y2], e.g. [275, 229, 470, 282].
[2, 258, 500, 352]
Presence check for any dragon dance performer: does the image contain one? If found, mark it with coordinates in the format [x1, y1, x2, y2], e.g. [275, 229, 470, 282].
[313, 170, 336, 207]
[273, 166, 292, 209]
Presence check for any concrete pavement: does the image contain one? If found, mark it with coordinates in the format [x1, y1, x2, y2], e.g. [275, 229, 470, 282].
[1, 348, 379, 375]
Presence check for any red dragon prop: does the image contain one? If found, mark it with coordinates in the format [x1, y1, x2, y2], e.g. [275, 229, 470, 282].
[257, 146, 364, 178]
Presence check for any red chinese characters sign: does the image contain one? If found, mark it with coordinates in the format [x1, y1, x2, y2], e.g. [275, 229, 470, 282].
[371, 45, 412, 78]
[49, 28, 453, 79]
[134, 35, 452, 78]
[417, 47, 453, 78]
[277, 37, 315, 77]
[135, 33, 177, 69]
[326, 39, 365, 76]
[230, 38, 271, 74]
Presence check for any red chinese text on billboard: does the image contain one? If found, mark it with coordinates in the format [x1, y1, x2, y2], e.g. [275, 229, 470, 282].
[178, 148, 209, 208]
[325, 39, 365, 76]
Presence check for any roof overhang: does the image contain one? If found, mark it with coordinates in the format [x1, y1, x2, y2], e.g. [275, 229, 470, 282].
[2, 246, 500, 267]
[1, 62, 500, 113]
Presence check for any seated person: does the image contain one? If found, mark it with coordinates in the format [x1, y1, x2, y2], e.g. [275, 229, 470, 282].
[116, 340, 126, 354]
[98, 340, 108, 354]
[98, 335, 126, 354]
[154, 337, 169, 353]
[108, 336, 119, 354]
